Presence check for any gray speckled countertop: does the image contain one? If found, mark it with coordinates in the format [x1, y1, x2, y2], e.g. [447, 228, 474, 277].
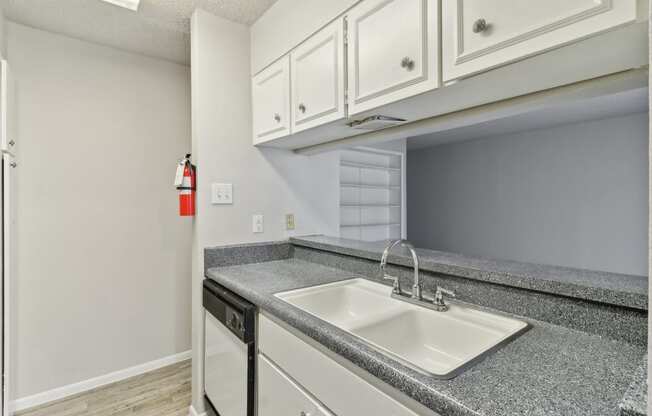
[620, 355, 648, 416]
[206, 258, 646, 416]
[291, 236, 648, 310]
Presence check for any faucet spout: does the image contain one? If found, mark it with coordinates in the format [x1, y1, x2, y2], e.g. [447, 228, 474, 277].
[380, 239, 421, 300]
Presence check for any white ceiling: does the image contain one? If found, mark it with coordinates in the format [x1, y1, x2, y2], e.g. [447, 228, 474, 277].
[407, 88, 649, 150]
[3, 0, 278, 65]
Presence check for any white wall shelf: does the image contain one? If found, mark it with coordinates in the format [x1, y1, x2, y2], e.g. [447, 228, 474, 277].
[340, 183, 401, 190]
[339, 148, 404, 241]
[340, 161, 401, 172]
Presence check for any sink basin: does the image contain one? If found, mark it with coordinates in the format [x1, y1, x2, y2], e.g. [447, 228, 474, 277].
[275, 278, 530, 378]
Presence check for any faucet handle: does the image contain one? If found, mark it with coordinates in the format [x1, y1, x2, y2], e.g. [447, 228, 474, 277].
[433, 287, 456, 311]
[383, 273, 402, 295]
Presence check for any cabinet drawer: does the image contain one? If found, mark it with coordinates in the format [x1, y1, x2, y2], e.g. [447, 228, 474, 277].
[443, 0, 639, 81]
[258, 353, 333, 416]
[258, 314, 434, 416]
[252, 56, 291, 144]
[291, 18, 346, 133]
[346, 0, 440, 115]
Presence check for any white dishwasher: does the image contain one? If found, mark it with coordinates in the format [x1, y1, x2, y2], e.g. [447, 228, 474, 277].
[203, 279, 256, 416]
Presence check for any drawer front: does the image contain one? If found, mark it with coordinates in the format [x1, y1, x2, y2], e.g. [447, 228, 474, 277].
[252, 56, 291, 144]
[291, 18, 346, 133]
[443, 0, 638, 81]
[258, 353, 333, 416]
[346, 0, 439, 115]
[258, 314, 434, 416]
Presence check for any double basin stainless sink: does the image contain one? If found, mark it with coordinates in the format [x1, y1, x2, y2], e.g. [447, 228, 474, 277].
[275, 278, 529, 378]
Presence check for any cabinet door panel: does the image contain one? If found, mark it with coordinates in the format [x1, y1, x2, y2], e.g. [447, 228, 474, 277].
[291, 19, 345, 133]
[252, 56, 291, 144]
[443, 0, 638, 81]
[258, 353, 332, 416]
[347, 0, 439, 115]
[1, 61, 16, 154]
[259, 314, 425, 416]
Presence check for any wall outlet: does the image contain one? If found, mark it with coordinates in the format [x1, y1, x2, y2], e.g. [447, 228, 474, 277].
[286, 214, 295, 230]
[211, 183, 233, 205]
[252, 214, 264, 233]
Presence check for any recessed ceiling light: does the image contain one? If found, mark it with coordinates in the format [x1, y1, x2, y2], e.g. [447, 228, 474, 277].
[99, 0, 140, 11]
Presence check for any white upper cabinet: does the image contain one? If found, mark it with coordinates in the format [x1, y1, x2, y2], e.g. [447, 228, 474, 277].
[291, 18, 346, 133]
[443, 0, 639, 81]
[346, 0, 440, 116]
[252, 56, 291, 144]
[1, 60, 16, 154]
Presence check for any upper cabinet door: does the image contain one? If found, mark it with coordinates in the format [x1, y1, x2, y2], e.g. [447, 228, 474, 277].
[443, 0, 639, 81]
[346, 0, 440, 116]
[291, 19, 346, 133]
[252, 56, 291, 144]
[1, 61, 16, 155]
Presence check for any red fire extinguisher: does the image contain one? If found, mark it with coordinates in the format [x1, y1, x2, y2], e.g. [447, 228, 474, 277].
[175, 154, 196, 217]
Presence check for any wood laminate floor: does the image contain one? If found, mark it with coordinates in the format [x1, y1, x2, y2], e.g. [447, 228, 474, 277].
[16, 360, 191, 416]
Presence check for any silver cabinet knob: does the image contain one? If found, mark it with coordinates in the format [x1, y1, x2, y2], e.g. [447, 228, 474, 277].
[9, 161, 16, 168]
[298, 103, 306, 114]
[472, 18, 488, 33]
[273, 113, 281, 123]
[400, 57, 415, 71]
[8, 140, 14, 147]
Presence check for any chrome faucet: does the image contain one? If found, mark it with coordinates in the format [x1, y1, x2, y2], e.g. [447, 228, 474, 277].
[380, 239, 422, 300]
[380, 239, 456, 312]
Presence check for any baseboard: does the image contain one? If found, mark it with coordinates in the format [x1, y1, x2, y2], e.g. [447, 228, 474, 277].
[12, 350, 192, 412]
[189, 404, 207, 416]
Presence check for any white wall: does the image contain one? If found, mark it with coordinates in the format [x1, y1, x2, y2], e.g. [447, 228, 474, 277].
[0, 5, 6, 58]
[250, 0, 358, 74]
[407, 113, 649, 276]
[8, 23, 192, 400]
[191, 9, 340, 413]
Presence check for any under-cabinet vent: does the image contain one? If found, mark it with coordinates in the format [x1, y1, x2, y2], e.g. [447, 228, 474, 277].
[348, 115, 406, 131]
[339, 148, 403, 242]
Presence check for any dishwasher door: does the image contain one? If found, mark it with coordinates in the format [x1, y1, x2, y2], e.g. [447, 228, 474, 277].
[203, 279, 255, 416]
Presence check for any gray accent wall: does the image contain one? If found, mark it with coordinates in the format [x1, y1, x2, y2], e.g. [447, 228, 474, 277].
[407, 112, 648, 276]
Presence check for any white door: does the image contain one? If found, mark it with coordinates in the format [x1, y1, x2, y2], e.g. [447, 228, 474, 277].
[442, 0, 639, 81]
[258, 354, 333, 416]
[346, 0, 439, 116]
[204, 312, 248, 416]
[291, 18, 346, 133]
[1, 61, 15, 155]
[2, 153, 15, 416]
[252, 56, 291, 144]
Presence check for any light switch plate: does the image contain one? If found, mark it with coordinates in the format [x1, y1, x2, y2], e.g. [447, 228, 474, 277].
[252, 214, 264, 233]
[211, 183, 233, 205]
[286, 214, 295, 230]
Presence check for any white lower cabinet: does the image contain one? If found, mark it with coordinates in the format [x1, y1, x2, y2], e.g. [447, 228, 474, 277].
[258, 353, 333, 416]
[258, 314, 439, 416]
[442, 0, 639, 81]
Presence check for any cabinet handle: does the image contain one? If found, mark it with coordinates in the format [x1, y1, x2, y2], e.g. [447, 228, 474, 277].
[274, 113, 281, 123]
[400, 57, 415, 71]
[298, 103, 306, 114]
[472, 18, 489, 33]
[8, 140, 14, 147]
[300, 412, 311, 416]
[9, 161, 16, 168]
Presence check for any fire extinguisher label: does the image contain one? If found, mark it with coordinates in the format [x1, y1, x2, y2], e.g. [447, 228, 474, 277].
[174, 161, 186, 187]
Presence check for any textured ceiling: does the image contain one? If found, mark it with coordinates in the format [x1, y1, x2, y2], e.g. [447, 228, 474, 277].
[3, 0, 278, 64]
